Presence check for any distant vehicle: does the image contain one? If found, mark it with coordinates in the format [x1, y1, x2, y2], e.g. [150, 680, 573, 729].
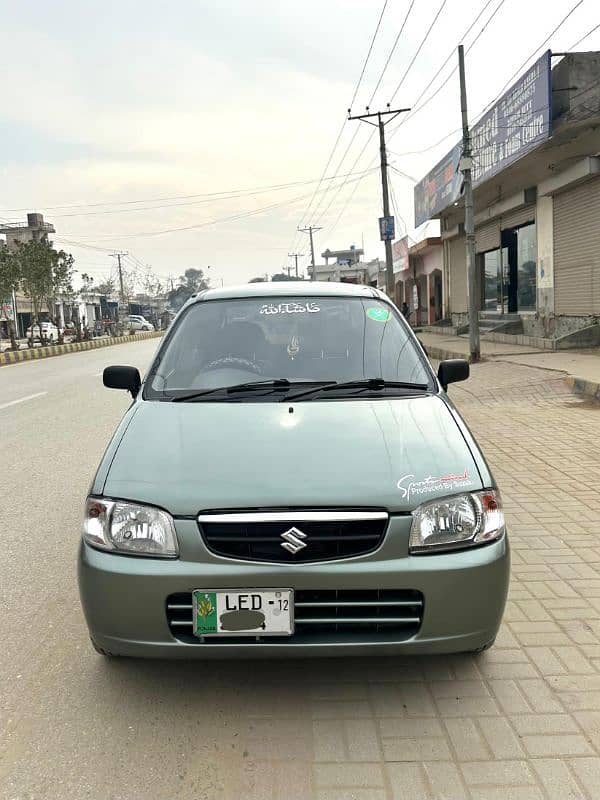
[124, 315, 155, 332]
[26, 321, 61, 342]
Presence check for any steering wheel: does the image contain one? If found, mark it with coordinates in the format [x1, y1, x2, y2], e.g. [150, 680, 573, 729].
[203, 356, 263, 375]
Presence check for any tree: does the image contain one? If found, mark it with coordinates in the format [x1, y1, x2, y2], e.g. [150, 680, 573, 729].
[249, 277, 265, 283]
[15, 239, 74, 346]
[271, 272, 296, 282]
[141, 267, 164, 299]
[0, 244, 20, 350]
[167, 267, 210, 311]
[95, 278, 116, 297]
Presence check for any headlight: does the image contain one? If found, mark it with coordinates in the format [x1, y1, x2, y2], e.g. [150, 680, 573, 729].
[409, 490, 504, 554]
[83, 498, 179, 558]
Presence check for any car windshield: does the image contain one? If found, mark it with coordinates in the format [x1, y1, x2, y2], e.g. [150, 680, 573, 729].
[145, 295, 434, 400]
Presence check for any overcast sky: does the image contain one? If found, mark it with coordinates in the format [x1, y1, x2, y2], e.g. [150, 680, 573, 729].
[0, 0, 598, 289]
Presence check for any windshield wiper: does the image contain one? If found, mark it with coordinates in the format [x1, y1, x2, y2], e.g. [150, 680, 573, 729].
[171, 379, 292, 402]
[171, 379, 332, 402]
[284, 378, 429, 402]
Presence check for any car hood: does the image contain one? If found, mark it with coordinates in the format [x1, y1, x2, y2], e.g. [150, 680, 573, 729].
[102, 396, 484, 515]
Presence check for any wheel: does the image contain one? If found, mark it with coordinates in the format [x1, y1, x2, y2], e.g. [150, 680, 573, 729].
[90, 636, 117, 658]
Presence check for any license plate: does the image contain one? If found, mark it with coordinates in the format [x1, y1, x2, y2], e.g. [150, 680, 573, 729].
[192, 589, 293, 637]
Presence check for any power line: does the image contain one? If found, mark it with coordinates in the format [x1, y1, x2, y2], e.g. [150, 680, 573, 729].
[319, 0, 451, 231]
[60, 168, 380, 243]
[294, 0, 390, 239]
[474, 0, 586, 122]
[569, 21, 600, 49]
[351, 0, 390, 109]
[299, 0, 422, 236]
[387, 0, 506, 139]
[366, 0, 416, 106]
[0, 170, 379, 220]
[388, 0, 449, 104]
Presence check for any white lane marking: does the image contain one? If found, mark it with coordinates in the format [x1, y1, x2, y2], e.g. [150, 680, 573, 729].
[0, 391, 48, 411]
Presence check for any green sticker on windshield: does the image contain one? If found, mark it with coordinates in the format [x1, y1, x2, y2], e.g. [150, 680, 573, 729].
[367, 307, 391, 322]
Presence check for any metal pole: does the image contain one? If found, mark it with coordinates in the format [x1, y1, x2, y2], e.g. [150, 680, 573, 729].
[298, 226, 321, 281]
[117, 254, 125, 303]
[458, 45, 480, 362]
[378, 114, 394, 298]
[348, 106, 410, 300]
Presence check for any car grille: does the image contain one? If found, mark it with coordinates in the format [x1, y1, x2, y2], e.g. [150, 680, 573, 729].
[197, 510, 388, 563]
[166, 589, 424, 644]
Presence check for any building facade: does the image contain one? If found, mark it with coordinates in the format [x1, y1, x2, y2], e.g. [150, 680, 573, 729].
[393, 237, 444, 326]
[0, 213, 57, 338]
[309, 245, 386, 288]
[415, 51, 600, 341]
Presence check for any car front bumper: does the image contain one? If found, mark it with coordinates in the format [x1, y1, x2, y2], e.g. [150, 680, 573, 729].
[78, 517, 510, 658]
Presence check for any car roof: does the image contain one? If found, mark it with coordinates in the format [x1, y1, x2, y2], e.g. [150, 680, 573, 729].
[191, 281, 389, 304]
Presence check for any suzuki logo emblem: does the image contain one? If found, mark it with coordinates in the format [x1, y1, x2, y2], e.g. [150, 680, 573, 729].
[280, 526, 308, 554]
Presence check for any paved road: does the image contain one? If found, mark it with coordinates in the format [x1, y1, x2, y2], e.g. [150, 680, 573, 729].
[3, 341, 600, 799]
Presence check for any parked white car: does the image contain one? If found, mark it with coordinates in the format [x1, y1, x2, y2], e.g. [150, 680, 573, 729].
[26, 321, 61, 342]
[124, 315, 155, 332]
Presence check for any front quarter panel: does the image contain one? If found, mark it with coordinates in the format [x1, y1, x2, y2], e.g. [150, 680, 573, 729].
[441, 394, 494, 488]
[89, 402, 141, 496]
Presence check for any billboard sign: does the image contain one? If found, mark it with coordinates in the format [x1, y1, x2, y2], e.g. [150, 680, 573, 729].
[392, 236, 409, 274]
[414, 143, 462, 227]
[414, 50, 552, 226]
[471, 50, 552, 186]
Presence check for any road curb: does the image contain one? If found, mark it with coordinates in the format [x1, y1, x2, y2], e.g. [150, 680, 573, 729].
[564, 374, 600, 401]
[418, 341, 479, 364]
[0, 331, 163, 367]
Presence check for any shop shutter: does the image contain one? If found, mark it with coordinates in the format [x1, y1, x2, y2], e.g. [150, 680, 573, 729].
[446, 235, 467, 313]
[475, 220, 500, 253]
[554, 178, 600, 315]
[501, 205, 535, 230]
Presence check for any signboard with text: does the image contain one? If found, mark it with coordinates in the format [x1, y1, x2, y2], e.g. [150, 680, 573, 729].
[392, 237, 409, 274]
[414, 143, 462, 228]
[414, 51, 552, 226]
[471, 50, 552, 186]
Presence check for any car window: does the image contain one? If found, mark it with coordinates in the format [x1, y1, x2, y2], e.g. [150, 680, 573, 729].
[146, 296, 433, 398]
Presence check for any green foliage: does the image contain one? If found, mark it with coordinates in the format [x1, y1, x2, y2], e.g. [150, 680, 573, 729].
[167, 267, 210, 311]
[14, 239, 74, 336]
[271, 272, 296, 282]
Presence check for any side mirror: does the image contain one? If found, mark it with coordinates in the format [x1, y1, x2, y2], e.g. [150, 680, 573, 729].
[103, 365, 141, 397]
[437, 359, 469, 391]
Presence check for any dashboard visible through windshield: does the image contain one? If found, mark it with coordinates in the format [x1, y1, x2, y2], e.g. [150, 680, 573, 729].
[145, 295, 434, 400]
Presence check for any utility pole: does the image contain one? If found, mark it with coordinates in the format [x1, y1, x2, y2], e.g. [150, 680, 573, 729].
[288, 253, 304, 278]
[458, 45, 480, 362]
[297, 226, 321, 281]
[110, 251, 128, 304]
[348, 104, 410, 299]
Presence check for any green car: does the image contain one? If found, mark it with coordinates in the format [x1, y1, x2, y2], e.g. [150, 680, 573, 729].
[78, 282, 509, 658]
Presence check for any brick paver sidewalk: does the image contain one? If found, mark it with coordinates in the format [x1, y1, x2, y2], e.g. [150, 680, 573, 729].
[215, 361, 600, 799]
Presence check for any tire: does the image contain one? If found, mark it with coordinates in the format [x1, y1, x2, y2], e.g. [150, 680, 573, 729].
[90, 636, 117, 658]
